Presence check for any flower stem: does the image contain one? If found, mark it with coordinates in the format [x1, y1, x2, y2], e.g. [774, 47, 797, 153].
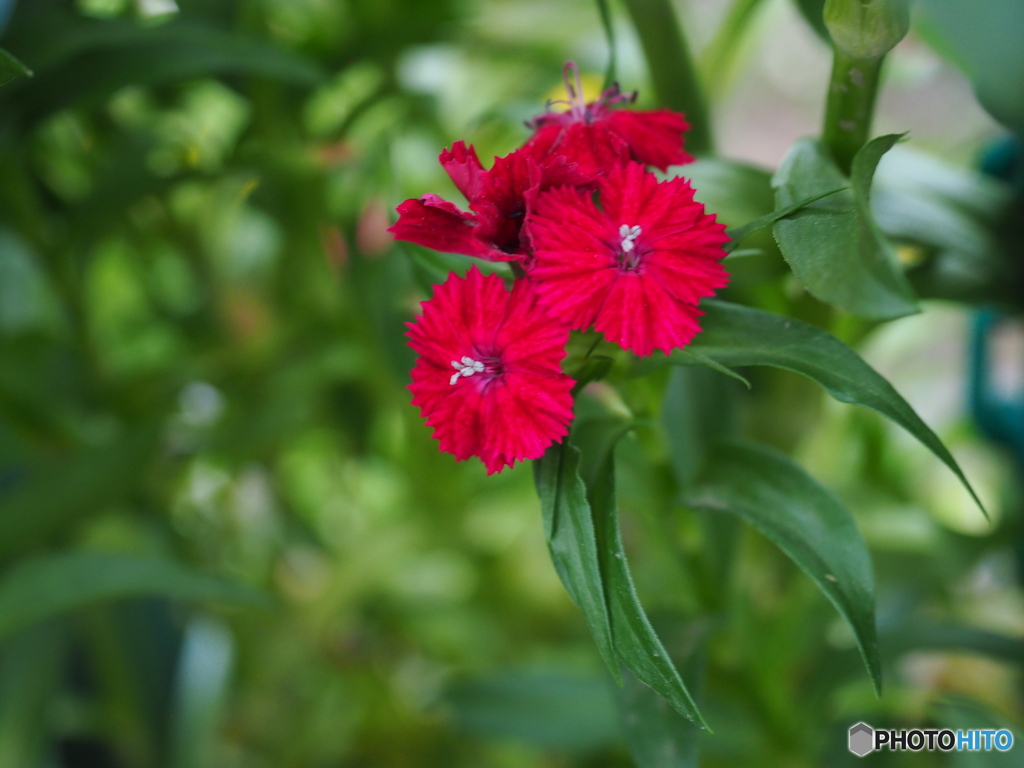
[622, 0, 713, 156]
[821, 49, 883, 175]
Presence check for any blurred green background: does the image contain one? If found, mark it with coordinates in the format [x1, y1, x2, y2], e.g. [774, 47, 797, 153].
[0, 0, 1022, 766]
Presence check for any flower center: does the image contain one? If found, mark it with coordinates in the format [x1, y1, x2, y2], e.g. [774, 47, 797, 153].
[450, 356, 485, 386]
[618, 224, 642, 270]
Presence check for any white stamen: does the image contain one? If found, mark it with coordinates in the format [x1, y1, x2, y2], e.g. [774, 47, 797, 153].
[619, 224, 642, 253]
[450, 356, 486, 385]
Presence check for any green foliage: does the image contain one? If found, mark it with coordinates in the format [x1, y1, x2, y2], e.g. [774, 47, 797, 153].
[917, 0, 1024, 131]
[0, 552, 266, 642]
[0, 46, 30, 85]
[575, 416, 708, 730]
[536, 422, 707, 729]
[0, 0, 1019, 766]
[773, 136, 919, 319]
[642, 300, 986, 514]
[684, 441, 880, 693]
[533, 441, 618, 680]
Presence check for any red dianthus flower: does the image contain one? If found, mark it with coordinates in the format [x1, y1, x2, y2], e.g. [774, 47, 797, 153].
[407, 267, 575, 473]
[524, 63, 694, 176]
[527, 162, 729, 357]
[389, 142, 590, 263]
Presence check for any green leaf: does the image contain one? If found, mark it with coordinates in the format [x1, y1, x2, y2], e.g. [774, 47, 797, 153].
[673, 348, 750, 389]
[533, 443, 619, 682]
[725, 186, 847, 252]
[661, 366, 740, 489]
[573, 418, 710, 730]
[0, 429, 160, 561]
[772, 136, 918, 320]
[849, 133, 906, 220]
[7, 22, 323, 120]
[0, 47, 32, 86]
[684, 158, 773, 228]
[874, 145, 1011, 223]
[0, 552, 268, 642]
[0, 623, 67, 767]
[917, 0, 1024, 130]
[870, 146, 1011, 303]
[793, 0, 829, 40]
[444, 670, 619, 751]
[883, 623, 1024, 665]
[615, 660, 701, 768]
[700, 0, 767, 94]
[682, 441, 881, 694]
[595, 0, 618, 90]
[642, 300, 985, 515]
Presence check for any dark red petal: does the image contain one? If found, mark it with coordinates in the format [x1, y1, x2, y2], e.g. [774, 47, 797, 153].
[606, 109, 693, 170]
[388, 195, 484, 257]
[440, 141, 486, 200]
[466, 149, 534, 256]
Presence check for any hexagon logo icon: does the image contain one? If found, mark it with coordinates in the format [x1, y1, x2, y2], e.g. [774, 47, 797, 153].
[849, 722, 874, 757]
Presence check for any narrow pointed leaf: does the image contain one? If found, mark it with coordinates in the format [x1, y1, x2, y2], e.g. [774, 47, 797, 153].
[0, 623, 67, 766]
[0, 552, 268, 642]
[883, 623, 1024, 665]
[533, 443, 619, 682]
[0, 47, 32, 86]
[595, 0, 618, 89]
[682, 441, 881, 693]
[793, 0, 829, 39]
[850, 134, 907, 219]
[724, 187, 846, 252]
[637, 300, 985, 515]
[772, 137, 918, 319]
[573, 418, 709, 730]
[673, 348, 750, 389]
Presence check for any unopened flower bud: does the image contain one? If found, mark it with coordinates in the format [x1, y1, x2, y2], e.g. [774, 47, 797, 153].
[824, 0, 909, 60]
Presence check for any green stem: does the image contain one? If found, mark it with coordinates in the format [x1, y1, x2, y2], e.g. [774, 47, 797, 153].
[622, 0, 713, 156]
[821, 48, 883, 175]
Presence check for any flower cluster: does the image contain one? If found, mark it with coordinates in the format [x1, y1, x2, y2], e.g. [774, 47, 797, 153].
[392, 64, 729, 473]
